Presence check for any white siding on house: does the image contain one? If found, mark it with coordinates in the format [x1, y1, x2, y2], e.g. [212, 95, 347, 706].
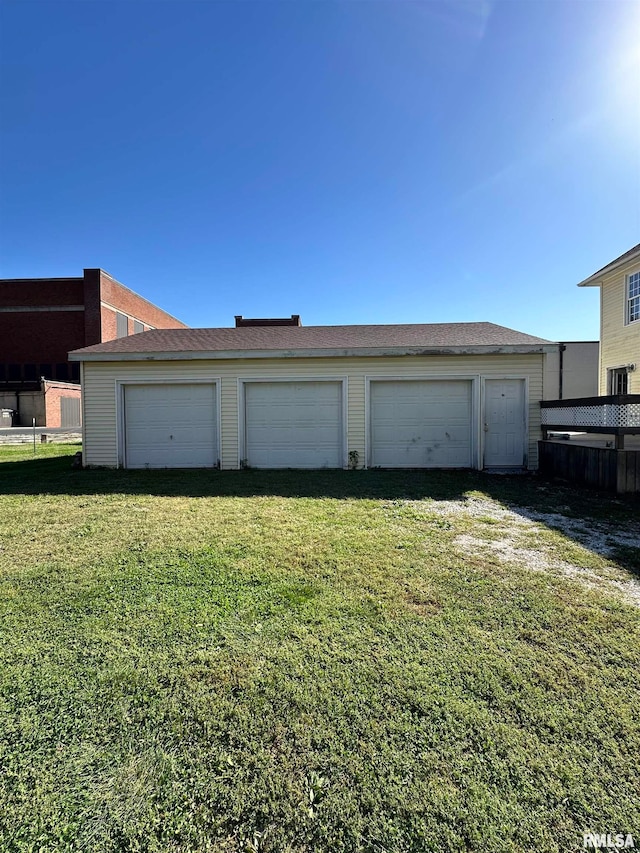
[599, 266, 640, 394]
[81, 354, 544, 469]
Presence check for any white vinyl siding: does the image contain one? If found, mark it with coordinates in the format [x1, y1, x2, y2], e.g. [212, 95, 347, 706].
[81, 354, 544, 470]
[596, 262, 640, 394]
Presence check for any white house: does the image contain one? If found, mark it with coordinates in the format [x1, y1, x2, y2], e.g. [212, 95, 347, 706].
[578, 243, 640, 395]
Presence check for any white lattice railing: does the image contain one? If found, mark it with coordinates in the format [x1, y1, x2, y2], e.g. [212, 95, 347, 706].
[541, 396, 640, 430]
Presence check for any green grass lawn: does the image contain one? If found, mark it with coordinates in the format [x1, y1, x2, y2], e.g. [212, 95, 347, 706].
[1, 445, 639, 852]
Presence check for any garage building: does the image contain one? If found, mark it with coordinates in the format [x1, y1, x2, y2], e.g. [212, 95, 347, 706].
[69, 320, 556, 470]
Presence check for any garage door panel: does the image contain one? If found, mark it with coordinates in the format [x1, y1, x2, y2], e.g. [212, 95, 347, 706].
[125, 384, 217, 469]
[245, 381, 342, 469]
[370, 380, 472, 468]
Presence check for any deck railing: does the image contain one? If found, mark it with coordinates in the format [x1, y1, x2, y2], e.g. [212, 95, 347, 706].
[540, 395, 640, 447]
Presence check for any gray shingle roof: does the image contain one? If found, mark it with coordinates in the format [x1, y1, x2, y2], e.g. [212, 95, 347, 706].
[70, 322, 552, 358]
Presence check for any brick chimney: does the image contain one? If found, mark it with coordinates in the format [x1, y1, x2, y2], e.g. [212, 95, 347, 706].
[234, 315, 301, 327]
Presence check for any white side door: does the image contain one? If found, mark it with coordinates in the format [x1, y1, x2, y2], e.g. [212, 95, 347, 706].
[483, 379, 526, 467]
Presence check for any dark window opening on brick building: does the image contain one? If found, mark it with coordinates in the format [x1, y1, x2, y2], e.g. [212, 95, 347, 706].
[70, 362, 80, 382]
[24, 363, 38, 381]
[116, 312, 128, 338]
[39, 364, 52, 379]
[56, 363, 69, 381]
[8, 364, 21, 381]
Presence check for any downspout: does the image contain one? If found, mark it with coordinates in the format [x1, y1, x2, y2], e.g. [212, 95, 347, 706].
[80, 360, 86, 467]
[558, 343, 565, 400]
[40, 376, 49, 427]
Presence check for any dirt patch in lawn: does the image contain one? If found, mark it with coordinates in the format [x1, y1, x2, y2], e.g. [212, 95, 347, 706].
[428, 496, 640, 607]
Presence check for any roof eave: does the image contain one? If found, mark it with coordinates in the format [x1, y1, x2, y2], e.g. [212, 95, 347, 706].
[69, 343, 556, 362]
[577, 247, 640, 287]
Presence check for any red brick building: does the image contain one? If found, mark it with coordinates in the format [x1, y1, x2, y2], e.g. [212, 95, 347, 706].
[0, 268, 187, 425]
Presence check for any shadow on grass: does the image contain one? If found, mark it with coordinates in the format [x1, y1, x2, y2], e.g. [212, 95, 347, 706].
[1, 453, 492, 501]
[2, 450, 639, 584]
[1, 449, 638, 512]
[609, 546, 640, 580]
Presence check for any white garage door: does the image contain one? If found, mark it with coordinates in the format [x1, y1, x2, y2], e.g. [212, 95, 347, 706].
[244, 381, 343, 469]
[370, 380, 472, 468]
[124, 383, 217, 469]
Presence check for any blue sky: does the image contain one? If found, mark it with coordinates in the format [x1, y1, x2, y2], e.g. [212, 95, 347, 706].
[1, 0, 638, 341]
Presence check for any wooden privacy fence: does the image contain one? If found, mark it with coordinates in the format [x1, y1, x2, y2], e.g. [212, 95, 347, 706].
[538, 441, 640, 493]
[539, 395, 640, 493]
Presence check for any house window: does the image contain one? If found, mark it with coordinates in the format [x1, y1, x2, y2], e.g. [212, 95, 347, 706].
[608, 367, 629, 395]
[628, 270, 640, 323]
[133, 319, 144, 334]
[116, 312, 128, 338]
